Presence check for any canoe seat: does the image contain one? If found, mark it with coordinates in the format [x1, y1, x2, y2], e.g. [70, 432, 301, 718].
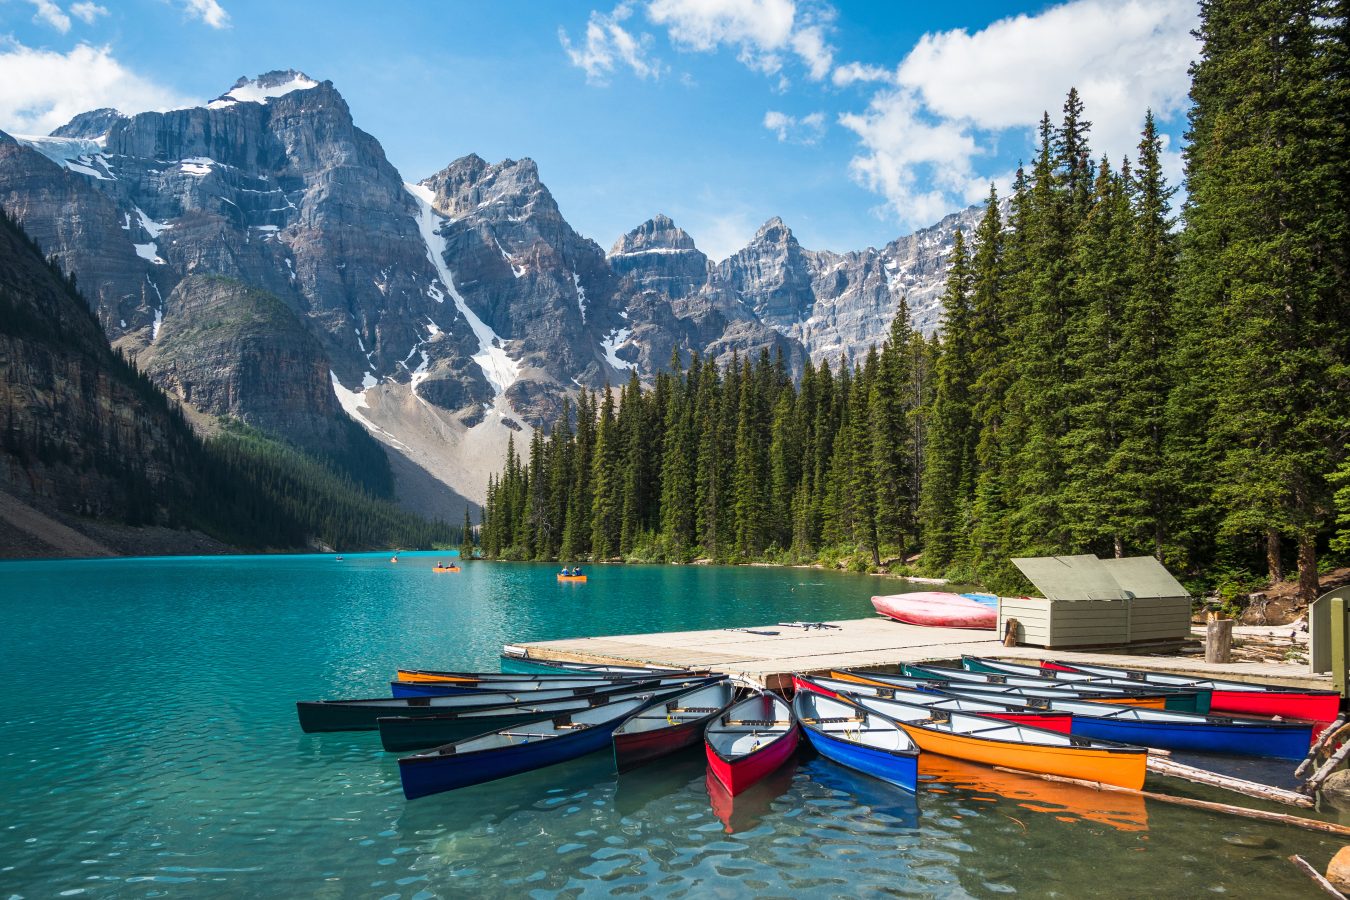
[722, 718, 791, 727]
[801, 716, 865, 725]
[668, 706, 721, 713]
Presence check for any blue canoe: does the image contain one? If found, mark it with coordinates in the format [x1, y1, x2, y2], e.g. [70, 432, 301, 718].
[793, 686, 919, 792]
[399, 694, 661, 799]
[936, 684, 1314, 759]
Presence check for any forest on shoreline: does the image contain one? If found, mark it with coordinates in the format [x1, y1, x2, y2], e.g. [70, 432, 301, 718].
[478, 1, 1347, 602]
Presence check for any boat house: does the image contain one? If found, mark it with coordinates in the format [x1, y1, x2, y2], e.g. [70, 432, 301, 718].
[998, 554, 1193, 649]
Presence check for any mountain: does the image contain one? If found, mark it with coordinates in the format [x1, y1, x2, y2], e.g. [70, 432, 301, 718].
[0, 203, 452, 555]
[0, 70, 982, 514]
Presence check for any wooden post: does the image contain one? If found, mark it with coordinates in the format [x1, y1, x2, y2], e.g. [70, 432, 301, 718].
[1206, 618, 1233, 663]
[1334, 597, 1348, 698]
[1003, 618, 1020, 648]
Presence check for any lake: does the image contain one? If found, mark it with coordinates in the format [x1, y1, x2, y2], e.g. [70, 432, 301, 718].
[0, 553, 1339, 897]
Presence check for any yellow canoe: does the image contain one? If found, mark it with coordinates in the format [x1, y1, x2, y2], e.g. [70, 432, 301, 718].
[557, 574, 588, 582]
[432, 566, 460, 573]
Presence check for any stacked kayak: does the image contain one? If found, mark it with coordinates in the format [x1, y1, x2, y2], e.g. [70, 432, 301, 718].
[871, 592, 997, 630]
[797, 675, 1147, 790]
[1039, 658, 1341, 723]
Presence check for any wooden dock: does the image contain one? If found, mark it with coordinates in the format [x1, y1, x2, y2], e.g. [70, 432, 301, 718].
[512, 617, 1329, 691]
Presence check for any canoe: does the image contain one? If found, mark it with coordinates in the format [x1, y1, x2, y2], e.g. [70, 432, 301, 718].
[612, 681, 739, 772]
[390, 674, 653, 698]
[792, 686, 919, 791]
[797, 676, 1147, 790]
[1041, 659, 1341, 723]
[395, 668, 649, 686]
[397, 695, 657, 799]
[705, 692, 800, 795]
[432, 565, 460, 573]
[499, 653, 687, 677]
[797, 674, 1073, 734]
[932, 683, 1315, 759]
[871, 592, 997, 630]
[380, 679, 717, 752]
[557, 574, 588, 582]
[297, 676, 696, 732]
[903, 664, 1197, 711]
[831, 669, 1171, 709]
[961, 657, 1212, 714]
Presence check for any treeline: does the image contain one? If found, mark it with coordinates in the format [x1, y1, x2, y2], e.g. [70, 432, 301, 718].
[204, 422, 458, 551]
[484, 0, 1348, 598]
[480, 332, 930, 568]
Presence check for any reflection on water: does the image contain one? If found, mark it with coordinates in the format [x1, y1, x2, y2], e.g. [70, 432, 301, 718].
[0, 554, 1340, 897]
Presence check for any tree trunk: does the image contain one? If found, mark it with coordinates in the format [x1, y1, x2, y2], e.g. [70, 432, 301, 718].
[1298, 532, 1319, 606]
[1113, 534, 1124, 559]
[1267, 530, 1284, 584]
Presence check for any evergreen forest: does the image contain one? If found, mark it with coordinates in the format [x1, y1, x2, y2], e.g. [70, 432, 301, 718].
[480, 1, 1348, 600]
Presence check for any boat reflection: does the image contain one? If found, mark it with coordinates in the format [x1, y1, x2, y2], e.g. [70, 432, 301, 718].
[918, 755, 1149, 832]
[706, 758, 798, 833]
[804, 758, 920, 830]
[613, 750, 707, 818]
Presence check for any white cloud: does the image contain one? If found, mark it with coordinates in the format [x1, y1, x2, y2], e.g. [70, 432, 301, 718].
[763, 109, 825, 145]
[561, 2, 662, 83]
[183, 0, 229, 29]
[843, 0, 1198, 227]
[27, 0, 71, 32]
[0, 41, 198, 135]
[646, 0, 833, 80]
[831, 61, 891, 87]
[70, 2, 108, 24]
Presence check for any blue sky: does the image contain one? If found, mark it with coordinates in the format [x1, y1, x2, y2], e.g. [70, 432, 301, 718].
[0, 0, 1198, 259]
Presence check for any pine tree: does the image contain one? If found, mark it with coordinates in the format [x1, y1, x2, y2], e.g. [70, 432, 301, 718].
[919, 230, 975, 570]
[590, 386, 622, 559]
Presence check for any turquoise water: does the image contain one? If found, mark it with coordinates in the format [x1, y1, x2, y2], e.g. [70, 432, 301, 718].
[0, 554, 1339, 897]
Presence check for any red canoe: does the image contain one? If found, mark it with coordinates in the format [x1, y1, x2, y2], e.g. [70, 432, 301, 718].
[1042, 660, 1341, 723]
[872, 592, 997, 630]
[705, 692, 799, 796]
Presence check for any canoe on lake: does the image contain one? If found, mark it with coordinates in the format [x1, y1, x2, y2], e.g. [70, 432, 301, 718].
[297, 676, 698, 732]
[398, 695, 657, 800]
[933, 683, 1315, 759]
[801, 676, 1148, 791]
[961, 657, 1214, 714]
[396, 668, 655, 685]
[390, 674, 659, 698]
[1040, 658, 1341, 723]
[903, 664, 1201, 712]
[832, 668, 1172, 709]
[705, 692, 800, 796]
[799, 674, 1073, 734]
[380, 679, 718, 752]
[612, 681, 739, 772]
[792, 685, 919, 792]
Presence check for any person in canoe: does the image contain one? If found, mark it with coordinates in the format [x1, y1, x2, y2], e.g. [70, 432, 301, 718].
[560, 566, 571, 576]
[573, 567, 583, 576]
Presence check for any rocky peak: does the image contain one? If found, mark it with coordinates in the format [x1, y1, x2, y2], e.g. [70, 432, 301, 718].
[208, 70, 321, 108]
[50, 108, 126, 139]
[715, 216, 814, 327]
[753, 216, 794, 245]
[421, 154, 558, 225]
[609, 214, 698, 256]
